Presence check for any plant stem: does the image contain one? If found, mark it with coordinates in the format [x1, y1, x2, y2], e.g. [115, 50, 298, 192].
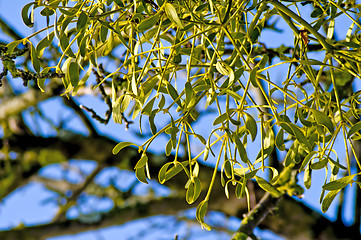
[270, 0, 333, 52]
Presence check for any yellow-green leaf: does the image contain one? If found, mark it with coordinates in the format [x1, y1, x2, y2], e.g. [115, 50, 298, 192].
[347, 121, 361, 139]
[322, 174, 356, 191]
[135, 154, 148, 169]
[30, 43, 41, 73]
[321, 189, 340, 213]
[245, 113, 257, 141]
[255, 176, 282, 197]
[136, 166, 148, 184]
[165, 3, 184, 29]
[138, 12, 160, 31]
[22, 2, 34, 27]
[112, 142, 137, 154]
[310, 109, 334, 134]
[77, 11, 88, 31]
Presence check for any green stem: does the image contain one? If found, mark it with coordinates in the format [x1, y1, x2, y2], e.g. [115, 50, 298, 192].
[270, 0, 333, 52]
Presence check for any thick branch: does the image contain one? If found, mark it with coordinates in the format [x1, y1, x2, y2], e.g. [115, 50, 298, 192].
[232, 193, 281, 239]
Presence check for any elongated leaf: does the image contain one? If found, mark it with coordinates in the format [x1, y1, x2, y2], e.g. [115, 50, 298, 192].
[164, 161, 188, 182]
[142, 97, 156, 116]
[321, 189, 340, 213]
[112, 142, 137, 154]
[310, 109, 334, 134]
[304, 164, 312, 189]
[36, 32, 55, 57]
[6, 40, 22, 54]
[186, 177, 202, 204]
[347, 121, 361, 138]
[245, 113, 257, 141]
[255, 176, 282, 197]
[135, 154, 148, 169]
[280, 122, 311, 151]
[22, 2, 34, 27]
[234, 135, 249, 164]
[136, 166, 148, 184]
[166, 81, 182, 107]
[138, 12, 160, 31]
[165, 3, 184, 29]
[300, 151, 317, 171]
[275, 129, 285, 151]
[196, 200, 210, 230]
[102, 32, 114, 56]
[68, 61, 79, 87]
[77, 11, 88, 31]
[213, 113, 228, 125]
[158, 162, 172, 184]
[30, 43, 41, 73]
[322, 174, 356, 191]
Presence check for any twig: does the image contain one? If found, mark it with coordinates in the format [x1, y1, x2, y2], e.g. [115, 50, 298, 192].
[62, 97, 99, 136]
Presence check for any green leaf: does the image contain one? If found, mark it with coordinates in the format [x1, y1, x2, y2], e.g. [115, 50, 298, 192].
[138, 12, 160, 31]
[77, 11, 88, 31]
[347, 121, 361, 138]
[112, 142, 138, 154]
[114, 0, 124, 7]
[216, 62, 231, 75]
[166, 81, 181, 107]
[223, 160, 232, 179]
[30, 43, 41, 73]
[310, 109, 334, 134]
[322, 174, 356, 191]
[196, 200, 210, 230]
[300, 151, 317, 171]
[135, 166, 148, 184]
[321, 190, 340, 213]
[165, 161, 188, 182]
[275, 129, 285, 151]
[186, 177, 202, 204]
[135, 154, 148, 169]
[79, 34, 90, 57]
[249, 67, 258, 87]
[6, 40, 22, 54]
[255, 176, 282, 197]
[102, 32, 114, 56]
[142, 97, 156, 116]
[304, 164, 312, 189]
[120, 94, 132, 113]
[22, 2, 35, 27]
[36, 32, 55, 57]
[234, 135, 249, 164]
[213, 113, 228, 125]
[164, 3, 184, 29]
[60, 34, 75, 57]
[68, 61, 79, 87]
[40, 7, 55, 16]
[158, 162, 172, 184]
[149, 110, 157, 135]
[184, 82, 194, 107]
[280, 122, 311, 151]
[245, 113, 257, 141]
[100, 24, 109, 43]
[310, 158, 328, 170]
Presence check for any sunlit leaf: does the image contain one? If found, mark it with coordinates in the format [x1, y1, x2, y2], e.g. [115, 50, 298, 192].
[165, 3, 184, 29]
[323, 174, 356, 191]
[321, 189, 340, 213]
[21, 2, 35, 27]
[255, 176, 282, 197]
[112, 142, 138, 154]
